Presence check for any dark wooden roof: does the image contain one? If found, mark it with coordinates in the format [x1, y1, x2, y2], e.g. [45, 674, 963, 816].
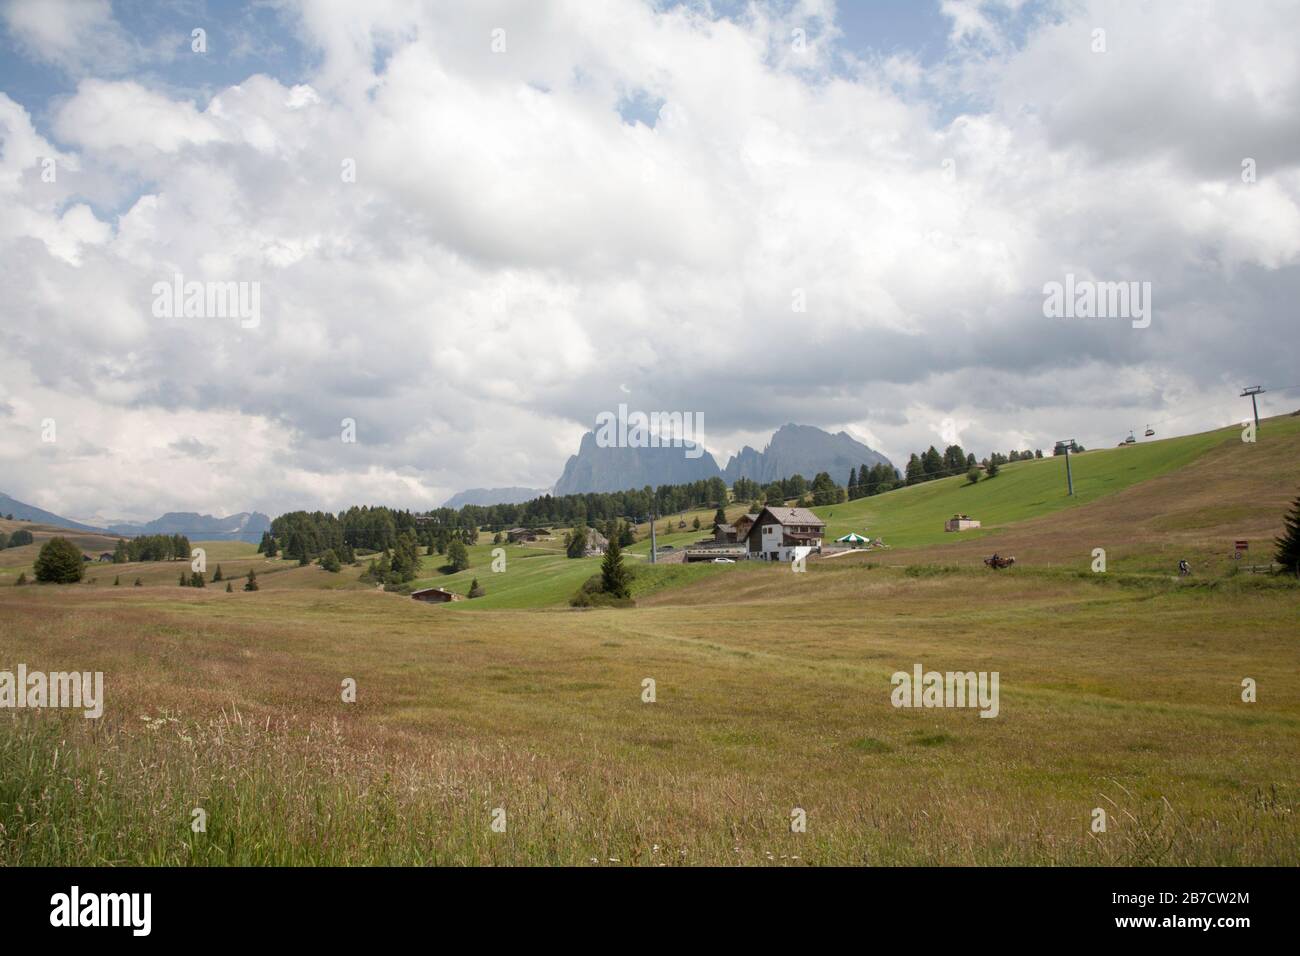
[758, 506, 825, 528]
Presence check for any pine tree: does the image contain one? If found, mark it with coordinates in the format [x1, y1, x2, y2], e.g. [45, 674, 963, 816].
[468, 577, 485, 598]
[446, 538, 470, 573]
[15, 571, 26, 586]
[226, 581, 233, 592]
[34, 537, 85, 584]
[134, 577, 143, 587]
[600, 538, 631, 599]
[1274, 494, 1300, 574]
[244, 569, 259, 591]
[713, 505, 727, 528]
[847, 466, 858, 500]
[922, 446, 944, 479]
[190, 571, 205, 588]
[213, 564, 223, 581]
[114, 575, 120, 585]
[179, 572, 188, 587]
[905, 454, 924, 485]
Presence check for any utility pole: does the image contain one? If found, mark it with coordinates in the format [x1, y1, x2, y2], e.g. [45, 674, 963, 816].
[1241, 386, 1265, 433]
[649, 510, 656, 564]
[1056, 439, 1075, 496]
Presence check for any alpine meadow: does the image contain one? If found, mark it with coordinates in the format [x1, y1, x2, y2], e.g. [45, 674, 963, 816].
[0, 0, 1297, 936]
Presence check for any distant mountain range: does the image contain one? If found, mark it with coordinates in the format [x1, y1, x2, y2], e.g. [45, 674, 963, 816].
[0, 492, 103, 533]
[554, 431, 724, 495]
[0, 493, 271, 543]
[442, 487, 551, 509]
[106, 512, 271, 543]
[546, 423, 892, 497]
[723, 423, 892, 485]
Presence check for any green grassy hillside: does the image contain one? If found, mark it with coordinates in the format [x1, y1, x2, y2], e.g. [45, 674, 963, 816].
[812, 421, 1265, 548]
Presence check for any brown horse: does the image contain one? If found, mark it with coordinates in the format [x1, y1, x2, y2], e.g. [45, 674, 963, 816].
[984, 555, 1016, 569]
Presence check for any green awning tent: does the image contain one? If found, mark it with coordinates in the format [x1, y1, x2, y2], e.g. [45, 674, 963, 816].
[836, 533, 869, 544]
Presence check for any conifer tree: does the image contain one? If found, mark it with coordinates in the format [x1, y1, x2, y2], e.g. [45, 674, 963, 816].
[600, 538, 631, 599]
[1275, 493, 1300, 574]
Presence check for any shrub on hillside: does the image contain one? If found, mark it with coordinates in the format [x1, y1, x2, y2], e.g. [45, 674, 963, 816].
[569, 574, 634, 608]
[468, 577, 485, 598]
[33, 536, 84, 584]
[319, 549, 341, 573]
[966, 466, 981, 484]
[14, 572, 27, 586]
[244, 570, 259, 591]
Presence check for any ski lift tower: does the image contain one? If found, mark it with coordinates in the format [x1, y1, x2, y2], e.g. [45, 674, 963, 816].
[1056, 439, 1076, 496]
[1241, 386, 1265, 434]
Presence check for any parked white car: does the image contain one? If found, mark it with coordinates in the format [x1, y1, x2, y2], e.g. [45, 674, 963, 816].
[712, 557, 736, 563]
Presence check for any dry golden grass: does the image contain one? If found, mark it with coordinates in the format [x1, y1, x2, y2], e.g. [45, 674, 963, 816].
[1, 561, 1295, 865]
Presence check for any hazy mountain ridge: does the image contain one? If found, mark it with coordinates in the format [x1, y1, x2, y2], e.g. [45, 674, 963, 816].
[106, 511, 272, 543]
[550, 424, 892, 495]
[722, 423, 893, 485]
[553, 431, 723, 495]
[0, 492, 104, 532]
[442, 487, 552, 509]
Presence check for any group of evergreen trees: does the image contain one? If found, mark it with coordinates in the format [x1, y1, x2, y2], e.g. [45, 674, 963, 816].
[110, 534, 192, 563]
[0, 528, 34, 550]
[734, 472, 848, 511]
[847, 463, 904, 499]
[889, 444, 1048, 489]
[355, 530, 431, 588]
[265, 507, 482, 567]
[432, 478, 729, 533]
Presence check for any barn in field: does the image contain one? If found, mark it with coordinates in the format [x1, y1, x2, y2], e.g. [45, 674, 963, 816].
[945, 514, 981, 532]
[410, 587, 464, 603]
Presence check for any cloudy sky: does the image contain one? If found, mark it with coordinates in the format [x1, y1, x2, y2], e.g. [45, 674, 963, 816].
[1, 0, 1297, 524]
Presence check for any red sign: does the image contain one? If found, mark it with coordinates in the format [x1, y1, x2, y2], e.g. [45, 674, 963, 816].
[1234, 540, 1249, 551]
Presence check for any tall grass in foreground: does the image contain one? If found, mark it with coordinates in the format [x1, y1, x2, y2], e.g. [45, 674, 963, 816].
[3, 710, 1294, 866]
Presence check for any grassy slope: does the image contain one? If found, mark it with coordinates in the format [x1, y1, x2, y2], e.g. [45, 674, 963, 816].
[812, 423, 1236, 548]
